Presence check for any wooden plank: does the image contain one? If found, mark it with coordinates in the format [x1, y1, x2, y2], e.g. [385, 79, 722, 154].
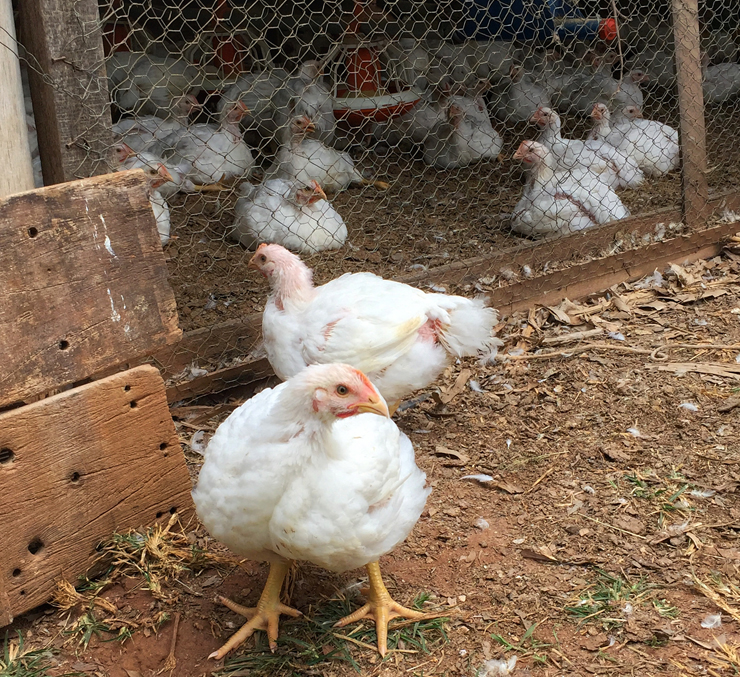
[0, 170, 181, 408]
[0, 0, 34, 196]
[0, 365, 193, 626]
[18, 0, 114, 185]
[166, 358, 273, 404]
[488, 219, 740, 315]
[672, 0, 711, 228]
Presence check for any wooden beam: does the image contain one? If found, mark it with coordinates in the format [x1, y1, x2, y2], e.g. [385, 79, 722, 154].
[488, 218, 740, 315]
[166, 358, 273, 403]
[0, 171, 181, 408]
[672, 0, 710, 228]
[0, 0, 34, 196]
[0, 365, 194, 627]
[18, 0, 114, 185]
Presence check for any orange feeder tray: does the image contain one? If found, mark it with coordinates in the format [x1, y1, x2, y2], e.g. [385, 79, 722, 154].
[331, 38, 420, 126]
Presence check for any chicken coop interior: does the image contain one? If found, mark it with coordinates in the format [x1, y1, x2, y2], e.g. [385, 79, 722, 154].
[5, 0, 740, 674]
[16, 0, 740, 350]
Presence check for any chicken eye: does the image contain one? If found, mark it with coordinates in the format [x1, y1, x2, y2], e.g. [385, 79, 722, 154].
[259, 254, 267, 263]
[336, 384, 349, 396]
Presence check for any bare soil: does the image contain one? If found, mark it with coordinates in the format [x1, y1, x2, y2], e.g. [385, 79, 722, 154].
[10, 252, 740, 677]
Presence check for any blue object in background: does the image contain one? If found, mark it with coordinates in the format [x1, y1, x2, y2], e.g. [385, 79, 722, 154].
[459, 0, 617, 43]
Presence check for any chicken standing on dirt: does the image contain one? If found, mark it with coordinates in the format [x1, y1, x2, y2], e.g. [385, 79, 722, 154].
[192, 363, 430, 659]
[249, 243, 502, 409]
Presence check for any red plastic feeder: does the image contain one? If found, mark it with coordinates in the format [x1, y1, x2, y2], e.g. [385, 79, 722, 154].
[329, 0, 420, 126]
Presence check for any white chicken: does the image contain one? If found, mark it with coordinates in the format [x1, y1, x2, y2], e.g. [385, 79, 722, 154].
[231, 179, 347, 254]
[112, 94, 200, 156]
[115, 150, 175, 246]
[219, 61, 335, 146]
[591, 105, 679, 178]
[423, 95, 503, 169]
[249, 243, 502, 407]
[490, 65, 552, 124]
[585, 104, 644, 189]
[702, 54, 740, 104]
[107, 52, 202, 117]
[168, 101, 254, 185]
[265, 116, 387, 192]
[114, 143, 192, 199]
[532, 106, 634, 190]
[511, 140, 629, 238]
[192, 363, 430, 659]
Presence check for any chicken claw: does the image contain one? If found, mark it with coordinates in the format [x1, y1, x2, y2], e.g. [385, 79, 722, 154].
[334, 561, 425, 657]
[210, 560, 301, 660]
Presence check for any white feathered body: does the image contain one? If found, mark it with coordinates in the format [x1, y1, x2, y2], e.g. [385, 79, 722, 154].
[170, 121, 254, 184]
[600, 113, 679, 177]
[191, 379, 429, 572]
[266, 138, 362, 192]
[263, 272, 500, 402]
[231, 179, 347, 254]
[150, 192, 171, 246]
[512, 150, 629, 238]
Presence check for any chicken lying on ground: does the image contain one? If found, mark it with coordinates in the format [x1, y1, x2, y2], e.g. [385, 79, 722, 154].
[192, 363, 430, 659]
[249, 244, 502, 409]
[265, 116, 388, 192]
[231, 179, 347, 254]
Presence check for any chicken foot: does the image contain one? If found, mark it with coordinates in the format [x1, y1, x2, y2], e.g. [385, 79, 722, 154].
[209, 559, 301, 660]
[361, 178, 390, 191]
[334, 561, 425, 656]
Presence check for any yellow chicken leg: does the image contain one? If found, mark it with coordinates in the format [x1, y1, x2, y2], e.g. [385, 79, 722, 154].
[209, 559, 301, 660]
[334, 561, 425, 657]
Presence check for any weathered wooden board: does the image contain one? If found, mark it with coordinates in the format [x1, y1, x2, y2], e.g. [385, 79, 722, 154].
[488, 218, 740, 315]
[18, 0, 114, 184]
[0, 0, 34, 196]
[0, 365, 193, 627]
[673, 0, 711, 227]
[0, 171, 181, 407]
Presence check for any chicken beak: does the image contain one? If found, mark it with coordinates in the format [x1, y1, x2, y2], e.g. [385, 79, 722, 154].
[353, 395, 390, 418]
[157, 164, 174, 183]
[312, 182, 327, 201]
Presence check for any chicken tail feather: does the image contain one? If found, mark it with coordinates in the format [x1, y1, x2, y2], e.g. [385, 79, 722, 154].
[436, 297, 502, 362]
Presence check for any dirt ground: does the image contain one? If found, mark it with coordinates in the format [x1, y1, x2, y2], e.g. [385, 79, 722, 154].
[8, 248, 740, 677]
[165, 100, 738, 334]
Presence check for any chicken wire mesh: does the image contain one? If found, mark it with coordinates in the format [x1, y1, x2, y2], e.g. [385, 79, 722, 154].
[13, 0, 740, 393]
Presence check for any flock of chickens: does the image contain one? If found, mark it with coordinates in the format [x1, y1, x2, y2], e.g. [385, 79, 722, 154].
[192, 242, 502, 660]
[21, 25, 740, 248]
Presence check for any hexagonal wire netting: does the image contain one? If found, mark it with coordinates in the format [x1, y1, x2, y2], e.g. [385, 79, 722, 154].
[15, 0, 740, 390]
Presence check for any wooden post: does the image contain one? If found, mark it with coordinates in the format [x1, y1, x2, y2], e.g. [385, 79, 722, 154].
[0, 0, 34, 196]
[18, 0, 114, 185]
[672, 0, 710, 228]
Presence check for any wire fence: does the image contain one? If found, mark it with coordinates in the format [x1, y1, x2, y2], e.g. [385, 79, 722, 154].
[14, 0, 740, 394]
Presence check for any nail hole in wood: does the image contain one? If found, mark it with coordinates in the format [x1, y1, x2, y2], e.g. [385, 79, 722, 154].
[156, 511, 163, 518]
[169, 507, 177, 514]
[28, 227, 38, 238]
[159, 442, 168, 451]
[12, 569, 21, 577]
[19, 590, 25, 595]
[70, 472, 81, 483]
[28, 538, 44, 555]
[124, 385, 131, 392]
[0, 448, 14, 464]
[59, 340, 70, 350]
[130, 400, 137, 408]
